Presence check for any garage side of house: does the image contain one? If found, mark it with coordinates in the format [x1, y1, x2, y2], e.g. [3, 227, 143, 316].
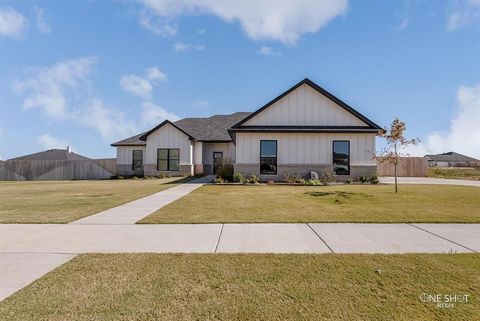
[230, 80, 382, 181]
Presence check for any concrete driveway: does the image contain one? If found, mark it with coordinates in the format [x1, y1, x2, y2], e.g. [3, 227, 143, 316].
[1, 222, 479, 301]
[380, 176, 480, 187]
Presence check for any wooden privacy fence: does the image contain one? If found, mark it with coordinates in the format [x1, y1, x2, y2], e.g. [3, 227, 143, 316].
[376, 157, 428, 177]
[0, 159, 116, 181]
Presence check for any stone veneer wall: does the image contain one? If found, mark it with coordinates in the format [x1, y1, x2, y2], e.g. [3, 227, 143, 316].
[234, 163, 377, 182]
[143, 164, 192, 176]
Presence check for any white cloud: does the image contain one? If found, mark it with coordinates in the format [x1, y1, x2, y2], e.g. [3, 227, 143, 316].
[141, 101, 180, 127]
[139, 0, 348, 44]
[0, 7, 28, 39]
[447, 0, 480, 31]
[37, 133, 69, 150]
[81, 99, 138, 141]
[15, 58, 178, 144]
[406, 84, 480, 159]
[120, 74, 153, 98]
[138, 10, 177, 36]
[33, 7, 51, 34]
[145, 66, 167, 82]
[258, 46, 281, 56]
[14, 57, 96, 119]
[120, 66, 167, 98]
[173, 42, 205, 52]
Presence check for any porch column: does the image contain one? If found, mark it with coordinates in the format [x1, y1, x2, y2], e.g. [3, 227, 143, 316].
[193, 141, 203, 175]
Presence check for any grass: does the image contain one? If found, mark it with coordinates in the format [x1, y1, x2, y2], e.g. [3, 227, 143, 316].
[139, 184, 480, 224]
[0, 253, 479, 321]
[0, 176, 194, 223]
[427, 167, 480, 180]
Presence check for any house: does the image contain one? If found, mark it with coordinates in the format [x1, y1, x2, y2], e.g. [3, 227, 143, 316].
[2, 147, 116, 180]
[425, 152, 480, 167]
[111, 78, 383, 181]
[8, 147, 90, 161]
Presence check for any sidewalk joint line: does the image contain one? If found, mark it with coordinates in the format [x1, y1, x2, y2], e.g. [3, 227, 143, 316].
[306, 223, 334, 253]
[408, 224, 477, 253]
[214, 224, 224, 253]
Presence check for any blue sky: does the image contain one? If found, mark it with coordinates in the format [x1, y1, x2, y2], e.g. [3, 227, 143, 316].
[1, 0, 479, 159]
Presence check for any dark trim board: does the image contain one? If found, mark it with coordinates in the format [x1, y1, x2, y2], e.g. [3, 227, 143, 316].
[229, 126, 380, 134]
[231, 78, 383, 131]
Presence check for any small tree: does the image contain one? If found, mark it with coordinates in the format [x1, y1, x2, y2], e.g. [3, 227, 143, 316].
[377, 117, 419, 193]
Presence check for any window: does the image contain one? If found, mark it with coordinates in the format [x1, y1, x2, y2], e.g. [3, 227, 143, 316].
[333, 141, 350, 175]
[260, 140, 277, 175]
[132, 150, 143, 171]
[157, 149, 180, 171]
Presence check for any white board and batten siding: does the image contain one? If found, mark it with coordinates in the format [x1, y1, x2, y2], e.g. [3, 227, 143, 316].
[237, 83, 376, 166]
[145, 123, 192, 165]
[243, 84, 368, 127]
[236, 132, 376, 166]
[117, 146, 146, 165]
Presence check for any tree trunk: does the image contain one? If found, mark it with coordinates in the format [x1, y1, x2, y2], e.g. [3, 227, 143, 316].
[394, 163, 398, 193]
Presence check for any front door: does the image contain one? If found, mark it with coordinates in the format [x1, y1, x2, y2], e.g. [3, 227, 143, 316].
[213, 152, 223, 174]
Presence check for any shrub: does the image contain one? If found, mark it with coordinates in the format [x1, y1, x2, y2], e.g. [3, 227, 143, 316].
[284, 173, 306, 184]
[214, 157, 234, 182]
[320, 169, 335, 185]
[345, 178, 353, 184]
[359, 175, 370, 183]
[249, 175, 259, 184]
[214, 177, 224, 184]
[370, 174, 379, 184]
[305, 179, 321, 186]
[233, 172, 246, 183]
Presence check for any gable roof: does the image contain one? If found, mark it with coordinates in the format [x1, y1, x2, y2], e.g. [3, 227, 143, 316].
[138, 120, 195, 142]
[111, 112, 252, 146]
[9, 149, 91, 161]
[425, 152, 480, 162]
[231, 78, 382, 131]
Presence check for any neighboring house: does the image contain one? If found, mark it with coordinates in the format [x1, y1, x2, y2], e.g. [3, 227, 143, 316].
[425, 152, 480, 167]
[112, 78, 383, 180]
[2, 147, 115, 181]
[8, 147, 90, 161]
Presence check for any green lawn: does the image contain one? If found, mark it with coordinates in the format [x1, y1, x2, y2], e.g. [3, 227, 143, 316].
[139, 184, 480, 224]
[428, 167, 480, 180]
[0, 253, 478, 321]
[0, 177, 192, 223]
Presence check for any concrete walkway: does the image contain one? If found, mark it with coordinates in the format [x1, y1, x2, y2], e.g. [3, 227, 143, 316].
[71, 175, 215, 224]
[1, 222, 479, 300]
[380, 176, 480, 187]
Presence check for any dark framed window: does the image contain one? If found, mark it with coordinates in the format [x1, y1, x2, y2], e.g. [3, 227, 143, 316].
[260, 140, 277, 175]
[333, 141, 350, 175]
[157, 148, 180, 171]
[132, 150, 143, 171]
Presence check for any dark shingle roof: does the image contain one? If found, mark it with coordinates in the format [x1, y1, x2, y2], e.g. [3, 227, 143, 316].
[9, 149, 91, 161]
[425, 152, 480, 162]
[111, 133, 146, 146]
[112, 112, 251, 146]
[174, 112, 251, 141]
